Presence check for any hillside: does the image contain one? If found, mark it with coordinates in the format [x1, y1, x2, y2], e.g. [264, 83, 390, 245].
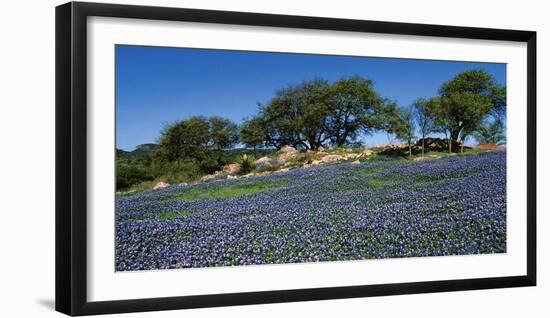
[115, 151, 506, 270]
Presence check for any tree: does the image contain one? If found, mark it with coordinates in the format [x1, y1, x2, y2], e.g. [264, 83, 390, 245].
[326, 76, 385, 147]
[489, 85, 507, 126]
[294, 79, 332, 150]
[254, 76, 391, 150]
[433, 92, 493, 153]
[154, 116, 238, 173]
[208, 116, 239, 166]
[426, 97, 454, 154]
[260, 78, 332, 150]
[379, 100, 402, 140]
[473, 119, 506, 145]
[430, 69, 503, 152]
[155, 116, 210, 164]
[386, 106, 416, 159]
[412, 98, 435, 157]
[239, 116, 267, 152]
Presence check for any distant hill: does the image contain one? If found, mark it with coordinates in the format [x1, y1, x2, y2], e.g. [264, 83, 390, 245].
[133, 143, 158, 154]
[117, 143, 158, 159]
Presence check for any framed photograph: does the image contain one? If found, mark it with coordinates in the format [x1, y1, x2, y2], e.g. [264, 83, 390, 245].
[55, 1, 536, 316]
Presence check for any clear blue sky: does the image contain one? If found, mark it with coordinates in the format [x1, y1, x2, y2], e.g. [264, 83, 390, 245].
[116, 45, 506, 151]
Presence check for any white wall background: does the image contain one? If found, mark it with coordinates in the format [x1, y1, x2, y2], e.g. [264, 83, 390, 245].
[0, 0, 547, 317]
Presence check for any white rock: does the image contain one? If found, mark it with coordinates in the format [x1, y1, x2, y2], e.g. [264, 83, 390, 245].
[362, 149, 373, 156]
[200, 171, 224, 182]
[275, 168, 290, 173]
[153, 181, 170, 190]
[223, 163, 241, 174]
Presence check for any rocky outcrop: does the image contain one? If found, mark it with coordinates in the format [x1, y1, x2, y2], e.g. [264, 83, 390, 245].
[277, 146, 299, 164]
[321, 154, 344, 163]
[279, 146, 298, 154]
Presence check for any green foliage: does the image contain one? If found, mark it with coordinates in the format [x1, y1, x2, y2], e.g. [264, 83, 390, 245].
[326, 76, 385, 146]
[430, 92, 493, 144]
[413, 98, 435, 138]
[116, 145, 157, 190]
[440, 69, 498, 97]
[116, 163, 154, 190]
[155, 116, 211, 163]
[208, 116, 239, 165]
[240, 116, 267, 151]
[260, 78, 332, 150]
[149, 161, 202, 184]
[154, 116, 239, 173]
[490, 85, 507, 124]
[238, 156, 256, 175]
[257, 76, 386, 150]
[390, 106, 416, 144]
[412, 98, 436, 156]
[429, 69, 506, 151]
[473, 120, 506, 145]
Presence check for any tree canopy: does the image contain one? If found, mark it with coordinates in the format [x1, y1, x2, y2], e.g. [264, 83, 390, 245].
[155, 116, 239, 172]
[239, 115, 266, 151]
[428, 69, 505, 151]
[413, 98, 435, 156]
[325, 76, 385, 147]
[251, 76, 387, 150]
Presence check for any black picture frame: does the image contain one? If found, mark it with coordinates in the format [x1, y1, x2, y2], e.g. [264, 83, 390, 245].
[55, 1, 537, 316]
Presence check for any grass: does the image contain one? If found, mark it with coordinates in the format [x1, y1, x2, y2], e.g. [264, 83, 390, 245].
[167, 181, 288, 202]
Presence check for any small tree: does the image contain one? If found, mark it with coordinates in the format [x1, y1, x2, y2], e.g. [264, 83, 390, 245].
[239, 116, 266, 153]
[426, 97, 454, 154]
[413, 98, 434, 157]
[208, 116, 239, 166]
[381, 103, 416, 159]
[394, 107, 416, 159]
[474, 119, 506, 145]
[155, 116, 210, 164]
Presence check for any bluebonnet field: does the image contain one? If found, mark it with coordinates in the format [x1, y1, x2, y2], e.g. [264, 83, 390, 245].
[115, 152, 506, 271]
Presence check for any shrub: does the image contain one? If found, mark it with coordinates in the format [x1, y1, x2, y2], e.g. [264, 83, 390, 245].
[116, 164, 153, 190]
[238, 156, 256, 175]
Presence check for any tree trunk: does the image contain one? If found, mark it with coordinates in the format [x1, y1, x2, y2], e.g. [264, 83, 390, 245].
[421, 133, 425, 157]
[449, 129, 462, 152]
[448, 138, 452, 154]
[408, 142, 412, 160]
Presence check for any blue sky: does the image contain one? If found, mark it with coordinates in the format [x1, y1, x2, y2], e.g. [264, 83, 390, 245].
[116, 45, 506, 151]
